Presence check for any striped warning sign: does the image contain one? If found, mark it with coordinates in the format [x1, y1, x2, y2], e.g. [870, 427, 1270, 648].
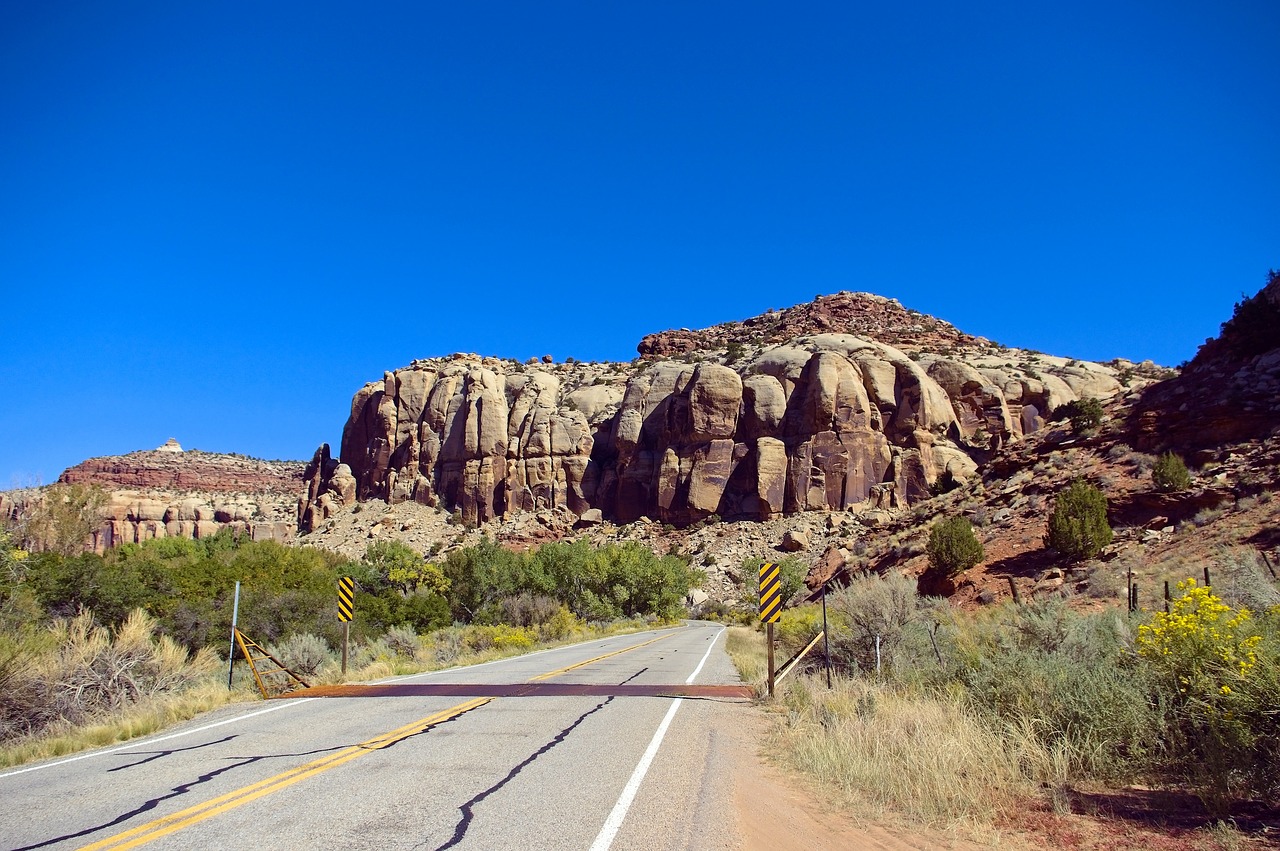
[337, 576, 355, 623]
[759, 562, 782, 623]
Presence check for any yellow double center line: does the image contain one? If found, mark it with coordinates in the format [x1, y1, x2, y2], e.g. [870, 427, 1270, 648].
[82, 629, 681, 849]
[81, 697, 492, 850]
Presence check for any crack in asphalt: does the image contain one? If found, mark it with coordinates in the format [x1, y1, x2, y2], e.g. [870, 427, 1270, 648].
[427, 668, 651, 851]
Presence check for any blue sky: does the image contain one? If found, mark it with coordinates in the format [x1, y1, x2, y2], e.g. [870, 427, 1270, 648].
[1, 2, 1277, 486]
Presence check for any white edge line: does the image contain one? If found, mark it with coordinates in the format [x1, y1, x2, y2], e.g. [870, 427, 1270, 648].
[588, 625, 724, 851]
[0, 698, 314, 779]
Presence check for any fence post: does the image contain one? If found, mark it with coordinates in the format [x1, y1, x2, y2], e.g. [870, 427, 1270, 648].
[1262, 550, 1278, 580]
[1007, 576, 1021, 605]
[821, 582, 832, 689]
[1164, 580, 1171, 614]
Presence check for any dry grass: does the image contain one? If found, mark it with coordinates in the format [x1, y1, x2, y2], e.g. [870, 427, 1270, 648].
[0, 682, 247, 769]
[725, 626, 767, 694]
[770, 675, 1051, 828]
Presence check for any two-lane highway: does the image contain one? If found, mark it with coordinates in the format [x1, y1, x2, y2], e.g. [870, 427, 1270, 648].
[0, 622, 751, 851]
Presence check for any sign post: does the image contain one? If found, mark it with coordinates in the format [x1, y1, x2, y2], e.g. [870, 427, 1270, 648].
[337, 576, 355, 674]
[759, 562, 782, 697]
[227, 581, 241, 690]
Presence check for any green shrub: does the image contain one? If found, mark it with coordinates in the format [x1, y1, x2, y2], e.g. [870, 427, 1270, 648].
[1059, 397, 1103, 434]
[269, 632, 332, 676]
[1216, 272, 1280, 359]
[1151, 452, 1191, 492]
[1046, 479, 1112, 561]
[926, 517, 984, 576]
[829, 572, 930, 674]
[1137, 580, 1273, 810]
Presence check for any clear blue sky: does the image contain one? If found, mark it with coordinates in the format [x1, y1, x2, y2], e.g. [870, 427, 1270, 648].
[2, 2, 1277, 486]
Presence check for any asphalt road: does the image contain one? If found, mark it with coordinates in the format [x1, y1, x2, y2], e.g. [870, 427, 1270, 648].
[0, 622, 752, 851]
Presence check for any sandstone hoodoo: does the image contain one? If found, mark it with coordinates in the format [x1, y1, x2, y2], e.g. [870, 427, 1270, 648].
[304, 292, 1142, 530]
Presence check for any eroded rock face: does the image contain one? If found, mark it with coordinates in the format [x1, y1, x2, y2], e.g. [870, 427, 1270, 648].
[31, 445, 308, 552]
[315, 322, 1123, 528]
[335, 358, 599, 526]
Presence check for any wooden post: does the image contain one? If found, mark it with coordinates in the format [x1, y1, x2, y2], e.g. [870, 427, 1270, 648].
[1006, 576, 1021, 605]
[1164, 580, 1171, 614]
[1262, 550, 1278, 580]
[767, 622, 776, 698]
[341, 622, 350, 675]
[1203, 566, 1211, 588]
[821, 583, 832, 690]
[1130, 582, 1138, 612]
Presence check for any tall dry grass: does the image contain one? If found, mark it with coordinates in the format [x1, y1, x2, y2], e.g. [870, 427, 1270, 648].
[773, 675, 1054, 827]
[0, 610, 239, 768]
[725, 626, 766, 693]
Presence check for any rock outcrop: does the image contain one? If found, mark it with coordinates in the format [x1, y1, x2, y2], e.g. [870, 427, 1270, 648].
[7, 441, 309, 552]
[1131, 271, 1280, 453]
[59, 443, 305, 494]
[305, 293, 1128, 528]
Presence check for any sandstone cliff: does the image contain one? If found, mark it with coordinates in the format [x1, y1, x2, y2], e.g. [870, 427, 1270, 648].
[4, 440, 308, 551]
[303, 292, 1137, 530]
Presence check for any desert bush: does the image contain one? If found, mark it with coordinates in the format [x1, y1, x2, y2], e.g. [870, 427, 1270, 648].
[829, 572, 931, 675]
[499, 593, 561, 627]
[941, 602, 1159, 782]
[268, 632, 332, 676]
[926, 517, 984, 575]
[1058, 397, 1103, 434]
[1152, 452, 1192, 492]
[1136, 579, 1273, 810]
[776, 675, 1036, 824]
[382, 625, 422, 659]
[464, 624, 536, 652]
[2, 610, 218, 742]
[1212, 550, 1280, 612]
[775, 605, 822, 659]
[1045, 479, 1112, 561]
[539, 605, 583, 641]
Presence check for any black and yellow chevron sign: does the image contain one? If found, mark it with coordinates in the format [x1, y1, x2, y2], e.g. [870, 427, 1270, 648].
[758, 562, 782, 623]
[337, 576, 355, 623]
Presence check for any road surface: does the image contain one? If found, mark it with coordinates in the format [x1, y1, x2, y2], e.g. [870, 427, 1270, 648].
[0, 622, 754, 851]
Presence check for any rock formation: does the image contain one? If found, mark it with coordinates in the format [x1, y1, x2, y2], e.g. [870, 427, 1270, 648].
[305, 292, 1133, 528]
[1131, 271, 1280, 454]
[3, 441, 309, 552]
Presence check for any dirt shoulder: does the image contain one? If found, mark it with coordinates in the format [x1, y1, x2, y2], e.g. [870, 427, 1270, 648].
[726, 705, 989, 851]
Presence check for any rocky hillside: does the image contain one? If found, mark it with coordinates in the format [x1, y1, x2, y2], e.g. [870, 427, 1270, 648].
[59, 439, 305, 494]
[2, 440, 305, 552]
[302, 292, 1165, 533]
[294, 279, 1277, 611]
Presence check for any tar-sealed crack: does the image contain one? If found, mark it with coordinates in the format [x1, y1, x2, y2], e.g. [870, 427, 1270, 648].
[427, 668, 650, 851]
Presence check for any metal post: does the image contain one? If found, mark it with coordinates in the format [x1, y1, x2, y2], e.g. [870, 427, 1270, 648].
[1203, 566, 1211, 588]
[342, 622, 350, 675]
[1164, 580, 1171, 614]
[821, 582, 832, 690]
[875, 634, 881, 675]
[227, 581, 241, 689]
[766, 622, 775, 698]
